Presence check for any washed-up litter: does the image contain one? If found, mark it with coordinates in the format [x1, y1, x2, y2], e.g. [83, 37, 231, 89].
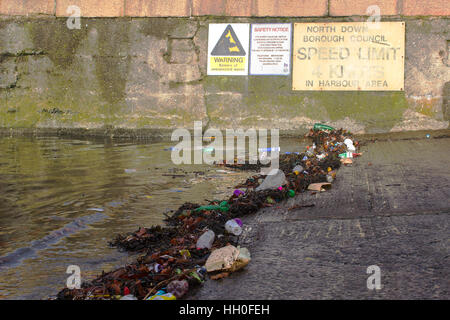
[342, 158, 353, 165]
[307, 182, 332, 192]
[166, 280, 189, 299]
[196, 230, 215, 249]
[255, 169, 286, 192]
[258, 147, 280, 152]
[205, 245, 250, 274]
[225, 219, 243, 236]
[288, 203, 315, 211]
[147, 290, 176, 300]
[56, 124, 361, 300]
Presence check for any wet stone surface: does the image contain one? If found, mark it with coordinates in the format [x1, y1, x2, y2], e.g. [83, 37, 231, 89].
[193, 136, 450, 299]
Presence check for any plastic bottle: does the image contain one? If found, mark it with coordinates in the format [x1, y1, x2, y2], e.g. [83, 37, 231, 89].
[225, 219, 243, 236]
[196, 230, 215, 249]
[292, 165, 304, 175]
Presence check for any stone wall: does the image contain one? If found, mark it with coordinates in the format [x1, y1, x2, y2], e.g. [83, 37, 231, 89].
[0, 1, 449, 135]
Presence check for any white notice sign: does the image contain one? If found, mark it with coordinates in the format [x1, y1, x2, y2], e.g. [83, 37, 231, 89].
[250, 23, 291, 75]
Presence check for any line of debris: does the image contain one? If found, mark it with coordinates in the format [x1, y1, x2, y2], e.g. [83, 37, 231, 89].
[56, 124, 361, 300]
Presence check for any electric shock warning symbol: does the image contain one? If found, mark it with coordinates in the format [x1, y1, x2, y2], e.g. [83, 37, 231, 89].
[211, 25, 246, 56]
[207, 23, 250, 75]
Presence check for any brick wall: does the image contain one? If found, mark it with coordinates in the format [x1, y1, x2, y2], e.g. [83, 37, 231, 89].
[0, 0, 448, 17]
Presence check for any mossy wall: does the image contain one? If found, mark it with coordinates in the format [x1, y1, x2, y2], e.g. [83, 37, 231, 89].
[0, 16, 448, 136]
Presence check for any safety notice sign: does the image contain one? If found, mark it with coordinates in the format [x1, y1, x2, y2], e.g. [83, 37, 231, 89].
[207, 23, 250, 76]
[250, 23, 292, 75]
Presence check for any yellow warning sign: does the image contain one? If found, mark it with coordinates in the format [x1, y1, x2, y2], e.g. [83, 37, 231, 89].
[292, 22, 405, 91]
[211, 25, 246, 56]
[207, 24, 250, 75]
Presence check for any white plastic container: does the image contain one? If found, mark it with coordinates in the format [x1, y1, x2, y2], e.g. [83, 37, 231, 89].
[225, 219, 243, 236]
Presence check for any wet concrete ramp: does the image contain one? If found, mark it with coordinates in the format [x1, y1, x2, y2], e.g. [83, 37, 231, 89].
[193, 136, 450, 299]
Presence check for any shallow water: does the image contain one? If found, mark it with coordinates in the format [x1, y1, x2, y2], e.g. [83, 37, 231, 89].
[0, 136, 305, 299]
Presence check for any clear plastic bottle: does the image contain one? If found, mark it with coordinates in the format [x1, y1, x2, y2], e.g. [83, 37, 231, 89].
[196, 230, 215, 249]
[225, 219, 243, 236]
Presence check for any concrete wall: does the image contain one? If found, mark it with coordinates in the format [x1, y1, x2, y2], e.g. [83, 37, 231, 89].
[0, 1, 449, 135]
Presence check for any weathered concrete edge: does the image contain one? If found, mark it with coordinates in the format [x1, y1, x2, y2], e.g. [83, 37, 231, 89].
[2, 127, 449, 142]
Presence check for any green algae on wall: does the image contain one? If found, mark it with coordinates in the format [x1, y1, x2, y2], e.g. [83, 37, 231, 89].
[1, 16, 448, 134]
[92, 20, 131, 120]
[203, 74, 408, 131]
[26, 19, 88, 69]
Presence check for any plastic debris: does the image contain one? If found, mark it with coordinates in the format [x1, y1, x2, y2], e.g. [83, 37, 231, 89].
[147, 290, 176, 300]
[56, 124, 362, 301]
[342, 158, 353, 165]
[196, 230, 215, 250]
[313, 123, 335, 131]
[120, 294, 137, 300]
[234, 218, 243, 227]
[205, 245, 251, 274]
[225, 219, 243, 236]
[166, 280, 189, 299]
[258, 147, 280, 152]
[179, 249, 191, 259]
[255, 169, 286, 191]
[344, 138, 356, 152]
[266, 197, 275, 204]
[205, 245, 239, 272]
[194, 201, 229, 212]
[307, 182, 332, 192]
